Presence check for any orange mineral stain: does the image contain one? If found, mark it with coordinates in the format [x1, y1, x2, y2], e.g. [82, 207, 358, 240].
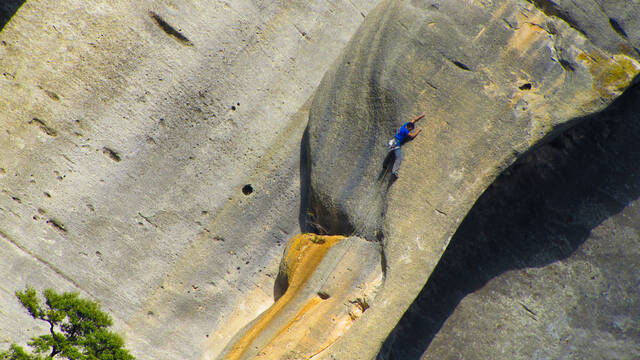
[223, 233, 345, 360]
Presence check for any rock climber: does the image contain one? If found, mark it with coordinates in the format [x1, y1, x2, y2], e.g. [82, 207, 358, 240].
[387, 112, 425, 178]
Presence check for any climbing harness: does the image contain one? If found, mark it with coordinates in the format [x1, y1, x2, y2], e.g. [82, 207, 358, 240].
[387, 138, 400, 151]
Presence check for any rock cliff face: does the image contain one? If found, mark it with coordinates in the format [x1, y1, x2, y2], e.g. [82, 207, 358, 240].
[379, 82, 640, 359]
[2, 0, 640, 359]
[0, 1, 379, 359]
[306, 0, 639, 359]
[218, 234, 382, 360]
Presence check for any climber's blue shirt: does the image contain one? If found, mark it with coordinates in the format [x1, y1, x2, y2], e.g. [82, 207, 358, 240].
[395, 122, 411, 144]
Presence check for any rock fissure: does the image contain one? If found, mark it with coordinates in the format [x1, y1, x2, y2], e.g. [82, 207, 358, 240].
[609, 17, 628, 39]
[0, 229, 84, 294]
[528, 0, 587, 36]
[451, 60, 471, 71]
[29, 117, 58, 137]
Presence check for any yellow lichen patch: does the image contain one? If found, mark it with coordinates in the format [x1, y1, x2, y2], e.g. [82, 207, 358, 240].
[482, 80, 506, 99]
[472, 1, 510, 43]
[258, 273, 383, 360]
[576, 51, 640, 98]
[222, 234, 345, 360]
[282, 234, 345, 284]
[507, 91, 523, 110]
[201, 286, 274, 359]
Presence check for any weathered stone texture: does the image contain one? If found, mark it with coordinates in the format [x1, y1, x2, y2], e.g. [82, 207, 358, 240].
[307, 0, 639, 359]
[0, 1, 380, 359]
[218, 234, 382, 360]
[2, 0, 640, 358]
[380, 81, 640, 360]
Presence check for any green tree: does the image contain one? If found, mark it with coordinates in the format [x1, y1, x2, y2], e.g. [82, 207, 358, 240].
[0, 288, 135, 360]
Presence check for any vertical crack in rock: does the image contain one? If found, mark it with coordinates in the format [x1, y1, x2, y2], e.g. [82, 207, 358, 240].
[451, 60, 471, 71]
[609, 17, 628, 39]
[46, 218, 67, 233]
[558, 58, 575, 71]
[0, 229, 84, 293]
[528, 0, 586, 36]
[102, 147, 121, 162]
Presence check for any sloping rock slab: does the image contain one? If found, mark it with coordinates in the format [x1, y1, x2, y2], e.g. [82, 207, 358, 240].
[306, 0, 640, 358]
[381, 78, 640, 360]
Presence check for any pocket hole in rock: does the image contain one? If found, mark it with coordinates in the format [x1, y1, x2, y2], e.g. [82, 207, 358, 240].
[519, 83, 532, 90]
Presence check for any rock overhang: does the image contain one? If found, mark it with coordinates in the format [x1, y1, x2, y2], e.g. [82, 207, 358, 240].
[305, 0, 640, 358]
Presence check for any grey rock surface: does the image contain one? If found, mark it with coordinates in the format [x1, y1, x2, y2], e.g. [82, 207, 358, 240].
[0, 1, 380, 359]
[2, 0, 640, 358]
[306, 0, 639, 358]
[380, 81, 640, 360]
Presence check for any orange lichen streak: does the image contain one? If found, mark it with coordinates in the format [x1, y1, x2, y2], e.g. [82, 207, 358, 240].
[222, 233, 345, 360]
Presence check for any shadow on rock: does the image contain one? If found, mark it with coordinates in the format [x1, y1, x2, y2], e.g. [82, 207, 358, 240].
[378, 150, 397, 188]
[378, 82, 640, 359]
[0, 0, 25, 31]
[299, 126, 313, 233]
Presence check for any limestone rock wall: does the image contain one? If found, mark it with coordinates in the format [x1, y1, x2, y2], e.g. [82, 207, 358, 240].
[3, 0, 640, 359]
[380, 81, 640, 360]
[306, 0, 639, 359]
[0, 1, 381, 359]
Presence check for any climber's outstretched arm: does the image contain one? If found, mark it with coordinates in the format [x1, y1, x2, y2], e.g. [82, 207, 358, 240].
[410, 112, 425, 123]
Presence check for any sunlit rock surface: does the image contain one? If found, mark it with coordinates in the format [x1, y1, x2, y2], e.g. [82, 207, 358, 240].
[2, 0, 640, 359]
[306, 0, 639, 358]
[0, 1, 380, 359]
[218, 234, 382, 360]
[380, 81, 640, 360]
